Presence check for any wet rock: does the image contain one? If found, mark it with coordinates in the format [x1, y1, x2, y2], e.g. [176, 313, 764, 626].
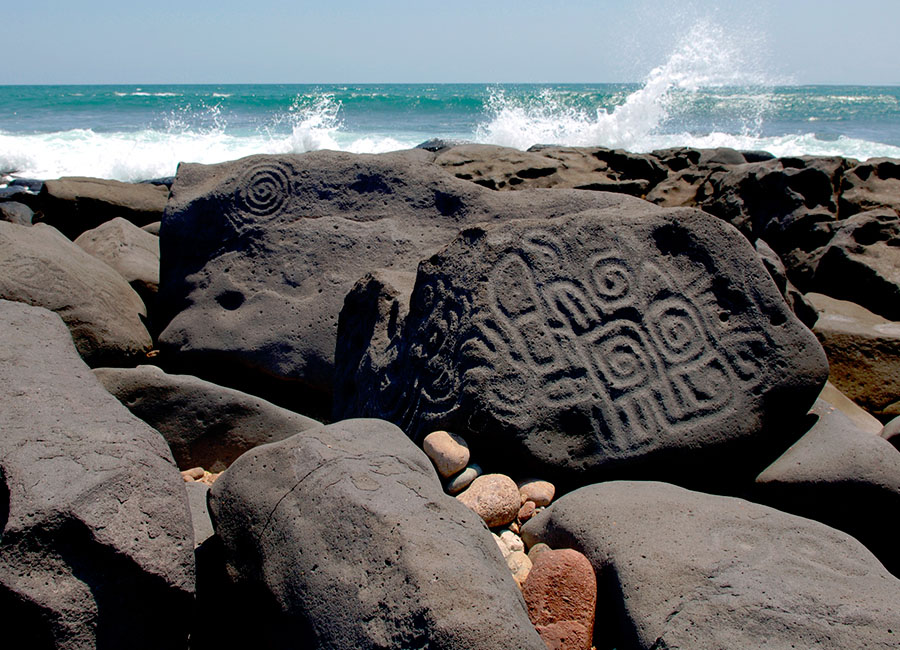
[457, 474, 521, 528]
[208, 418, 545, 650]
[522, 480, 900, 650]
[338, 206, 828, 487]
[0, 222, 152, 366]
[521, 548, 597, 650]
[755, 399, 900, 575]
[807, 292, 900, 419]
[38, 176, 169, 239]
[94, 364, 321, 472]
[159, 150, 640, 412]
[422, 430, 470, 478]
[0, 300, 194, 649]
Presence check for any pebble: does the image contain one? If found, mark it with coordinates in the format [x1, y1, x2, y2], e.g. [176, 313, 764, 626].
[522, 549, 597, 650]
[181, 467, 205, 481]
[518, 479, 556, 507]
[423, 430, 470, 478]
[456, 473, 520, 528]
[506, 551, 533, 587]
[528, 542, 552, 560]
[500, 529, 524, 554]
[445, 463, 482, 495]
[493, 532, 512, 558]
[517, 500, 537, 523]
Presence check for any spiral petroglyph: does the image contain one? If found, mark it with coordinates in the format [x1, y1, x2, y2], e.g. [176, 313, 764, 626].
[235, 163, 292, 216]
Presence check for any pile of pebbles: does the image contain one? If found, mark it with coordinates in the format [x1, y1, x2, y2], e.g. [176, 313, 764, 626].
[180, 466, 222, 486]
[422, 430, 596, 649]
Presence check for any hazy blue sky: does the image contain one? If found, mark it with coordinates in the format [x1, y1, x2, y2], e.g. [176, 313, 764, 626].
[4, 0, 898, 84]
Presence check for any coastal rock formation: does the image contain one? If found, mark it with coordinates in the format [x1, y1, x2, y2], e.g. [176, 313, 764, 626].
[521, 481, 900, 650]
[94, 364, 321, 471]
[336, 206, 828, 486]
[207, 418, 545, 650]
[0, 200, 34, 225]
[807, 292, 900, 419]
[0, 300, 194, 649]
[37, 176, 169, 239]
[0, 221, 152, 366]
[157, 150, 640, 409]
[75, 216, 161, 316]
[754, 399, 900, 575]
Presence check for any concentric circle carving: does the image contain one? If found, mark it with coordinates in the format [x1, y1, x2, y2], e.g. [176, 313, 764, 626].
[235, 163, 291, 216]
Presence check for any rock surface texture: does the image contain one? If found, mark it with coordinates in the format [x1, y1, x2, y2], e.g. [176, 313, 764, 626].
[521, 480, 900, 650]
[337, 206, 828, 485]
[0, 300, 194, 649]
[158, 150, 641, 409]
[94, 364, 321, 471]
[207, 418, 546, 650]
[0, 221, 152, 366]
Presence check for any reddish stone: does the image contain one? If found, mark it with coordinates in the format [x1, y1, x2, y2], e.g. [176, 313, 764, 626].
[522, 548, 597, 650]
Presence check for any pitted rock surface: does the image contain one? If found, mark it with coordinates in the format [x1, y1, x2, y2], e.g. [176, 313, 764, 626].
[158, 150, 642, 406]
[0, 300, 194, 649]
[337, 206, 828, 485]
[207, 418, 545, 650]
[521, 481, 900, 650]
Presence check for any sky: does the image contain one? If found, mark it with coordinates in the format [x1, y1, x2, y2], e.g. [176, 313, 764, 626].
[3, 0, 899, 85]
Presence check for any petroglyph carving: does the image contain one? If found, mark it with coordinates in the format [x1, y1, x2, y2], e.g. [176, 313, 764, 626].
[235, 162, 292, 216]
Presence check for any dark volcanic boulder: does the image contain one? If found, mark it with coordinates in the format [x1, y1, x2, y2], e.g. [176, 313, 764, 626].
[521, 481, 900, 650]
[0, 222, 152, 366]
[812, 210, 900, 321]
[839, 158, 900, 217]
[754, 399, 900, 575]
[74, 216, 161, 311]
[207, 418, 545, 650]
[0, 300, 194, 649]
[158, 150, 640, 409]
[37, 176, 169, 239]
[336, 205, 828, 487]
[94, 364, 321, 471]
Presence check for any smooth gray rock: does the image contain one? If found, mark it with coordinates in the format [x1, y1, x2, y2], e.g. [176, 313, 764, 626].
[74, 216, 160, 309]
[157, 150, 641, 410]
[754, 399, 900, 575]
[38, 176, 169, 239]
[521, 481, 900, 650]
[0, 222, 152, 366]
[94, 364, 321, 472]
[185, 481, 214, 548]
[0, 200, 33, 225]
[336, 206, 828, 487]
[0, 300, 194, 649]
[207, 418, 545, 650]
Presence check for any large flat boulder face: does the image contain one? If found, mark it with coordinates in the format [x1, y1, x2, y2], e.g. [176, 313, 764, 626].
[336, 206, 828, 486]
[0, 300, 194, 649]
[158, 150, 639, 409]
[207, 418, 545, 650]
[521, 481, 900, 650]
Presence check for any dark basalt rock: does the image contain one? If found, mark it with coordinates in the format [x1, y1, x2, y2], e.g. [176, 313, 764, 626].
[336, 205, 828, 488]
[157, 150, 640, 411]
[839, 158, 900, 217]
[0, 300, 194, 649]
[37, 176, 170, 239]
[754, 399, 900, 576]
[521, 481, 900, 650]
[207, 418, 545, 650]
[94, 364, 321, 472]
[754, 238, 818, 327]
[0, 222, 152, 366]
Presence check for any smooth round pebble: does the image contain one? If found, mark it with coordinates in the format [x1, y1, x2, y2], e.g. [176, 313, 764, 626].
[181, 466, 205, 481]
[423, 430, 470, 478]
[507, 551, 533, 587]
[446, 463, 482, 495]
[457, 473, 520, 528]
[493, 532, 512, 558]
[528, 542, 552, 560]
[500, 529, 524, 554]
[518, 479, 556, 507]
[518, 500, 537, 523]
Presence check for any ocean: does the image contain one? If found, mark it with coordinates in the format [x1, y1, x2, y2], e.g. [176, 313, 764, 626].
[2, 78, 899, 182]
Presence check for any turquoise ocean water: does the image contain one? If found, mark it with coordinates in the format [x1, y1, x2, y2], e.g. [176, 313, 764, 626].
[2, 82, 899, 181]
